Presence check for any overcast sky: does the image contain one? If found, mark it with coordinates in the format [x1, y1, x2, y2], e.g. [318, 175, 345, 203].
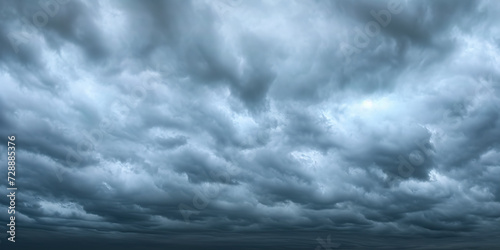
[1, 0, 500, 249]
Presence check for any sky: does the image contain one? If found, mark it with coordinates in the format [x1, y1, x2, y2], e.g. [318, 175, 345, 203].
[1, 0, 500, 249]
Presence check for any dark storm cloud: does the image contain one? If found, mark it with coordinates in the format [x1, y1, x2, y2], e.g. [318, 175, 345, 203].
[1, 0, 500, 249]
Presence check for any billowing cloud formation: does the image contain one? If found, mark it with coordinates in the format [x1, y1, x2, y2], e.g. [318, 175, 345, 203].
[1, 0, 500, 249]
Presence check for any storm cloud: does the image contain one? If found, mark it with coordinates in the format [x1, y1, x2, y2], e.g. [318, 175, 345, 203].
[1, 0, 500, 249]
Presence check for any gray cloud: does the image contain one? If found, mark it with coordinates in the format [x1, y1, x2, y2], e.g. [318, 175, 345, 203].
[1, 0, 500, 249]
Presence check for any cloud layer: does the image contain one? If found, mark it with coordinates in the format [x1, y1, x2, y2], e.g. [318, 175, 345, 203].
[1, 0, 500, 249]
